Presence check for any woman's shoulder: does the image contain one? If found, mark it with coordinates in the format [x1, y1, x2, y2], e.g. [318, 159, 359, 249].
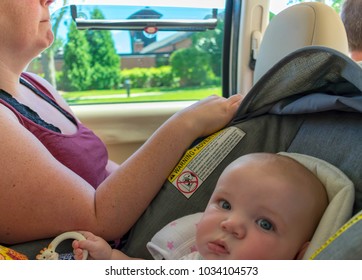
[21, 72, 57, 97]
[21, 72, 77, 120]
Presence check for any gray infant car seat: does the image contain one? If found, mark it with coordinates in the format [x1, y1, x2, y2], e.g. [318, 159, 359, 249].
[121, 2, 362, 260]
[121, 45, 362, 260]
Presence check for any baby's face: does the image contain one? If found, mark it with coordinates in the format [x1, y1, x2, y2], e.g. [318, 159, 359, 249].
[196, 155, 324, 260]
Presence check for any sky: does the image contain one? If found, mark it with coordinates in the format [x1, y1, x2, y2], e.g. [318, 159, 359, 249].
[52, 4, 220, 54]
[50, 0, 296, 54]
[50, 0, 225, 12]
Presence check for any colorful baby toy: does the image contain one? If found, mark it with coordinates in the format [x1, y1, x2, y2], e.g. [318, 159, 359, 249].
[0, 245, 28, 260]
[36, 231, 88, 260]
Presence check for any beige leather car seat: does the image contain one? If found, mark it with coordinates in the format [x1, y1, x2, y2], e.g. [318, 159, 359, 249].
[253, 2, 349, 84]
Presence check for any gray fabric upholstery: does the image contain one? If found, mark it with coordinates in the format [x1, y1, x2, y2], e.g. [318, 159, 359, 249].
[288, 112, 362, 213]
[312, 211, 362, 260]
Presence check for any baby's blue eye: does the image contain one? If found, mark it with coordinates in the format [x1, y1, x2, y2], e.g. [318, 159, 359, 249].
[257, 218, 274, 231]
[218, 200, 231, 210]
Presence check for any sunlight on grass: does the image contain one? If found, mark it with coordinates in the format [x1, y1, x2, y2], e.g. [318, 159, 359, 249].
[62, 87, 222, 105]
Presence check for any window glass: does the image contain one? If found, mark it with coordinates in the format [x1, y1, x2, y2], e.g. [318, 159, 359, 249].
[27, 1, 226, 105]
[270, 0, 341, 16]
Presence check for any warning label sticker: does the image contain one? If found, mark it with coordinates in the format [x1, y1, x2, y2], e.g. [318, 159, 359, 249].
[176, 170, 199, 194]
[168, 127, 246, 198]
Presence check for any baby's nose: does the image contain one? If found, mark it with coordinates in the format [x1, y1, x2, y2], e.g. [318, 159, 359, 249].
[220, 217, 246, 239]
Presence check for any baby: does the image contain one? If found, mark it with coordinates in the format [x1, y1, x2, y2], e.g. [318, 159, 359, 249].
[73, 152, 328, 260]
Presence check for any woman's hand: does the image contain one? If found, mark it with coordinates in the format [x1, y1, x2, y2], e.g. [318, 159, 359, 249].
[173, 94, 243, 138]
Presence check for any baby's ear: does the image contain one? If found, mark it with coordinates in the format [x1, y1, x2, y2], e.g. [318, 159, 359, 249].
[295, 242, 310, 260]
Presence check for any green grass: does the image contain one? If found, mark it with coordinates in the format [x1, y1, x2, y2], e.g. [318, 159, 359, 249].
[62, 86, 222, 105]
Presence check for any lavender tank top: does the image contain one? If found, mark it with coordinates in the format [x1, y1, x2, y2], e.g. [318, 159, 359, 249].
[0, 73, 109, 189]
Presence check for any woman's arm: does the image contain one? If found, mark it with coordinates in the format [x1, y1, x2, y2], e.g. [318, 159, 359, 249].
[0, 92, 242, 244]
[105, 159, 120, 176]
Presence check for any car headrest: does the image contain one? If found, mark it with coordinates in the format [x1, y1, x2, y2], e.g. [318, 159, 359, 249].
[253, 2, 349, 84]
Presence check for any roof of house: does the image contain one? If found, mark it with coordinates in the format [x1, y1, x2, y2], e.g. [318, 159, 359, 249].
[140, 31, 193, 54]
[128, 7, 162, 19]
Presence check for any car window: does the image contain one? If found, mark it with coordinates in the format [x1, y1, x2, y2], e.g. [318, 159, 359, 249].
[270, 0, 341, 15]
[27, 0, 225, 105]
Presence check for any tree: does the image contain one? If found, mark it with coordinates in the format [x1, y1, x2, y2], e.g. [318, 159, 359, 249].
[62, 21, 93, 91]
[170, 47, 214, 87]
[171, 14, 224, 86]
[40, 0, 69, 87]
[287, 0, 343, 12]
[331, 0, 343, 13]
[192, 18, 224, 77]
[85, 8, 121, 89]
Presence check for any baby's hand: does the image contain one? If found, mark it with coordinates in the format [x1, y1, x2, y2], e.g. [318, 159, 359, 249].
[71, 231, 113, 260]
[72, 239, 86, 260]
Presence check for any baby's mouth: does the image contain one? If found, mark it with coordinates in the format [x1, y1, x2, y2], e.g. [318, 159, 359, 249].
[207, 240, 229, 255]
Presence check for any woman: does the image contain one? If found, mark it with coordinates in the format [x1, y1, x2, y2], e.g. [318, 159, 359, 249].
[0, 0, 242, 245]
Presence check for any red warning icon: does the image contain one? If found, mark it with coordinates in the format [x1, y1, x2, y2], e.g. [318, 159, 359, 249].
[176, 171, 199, 194]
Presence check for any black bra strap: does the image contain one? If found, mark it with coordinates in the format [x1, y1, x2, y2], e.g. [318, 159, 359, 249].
[19, 78, 77, 126]
[0, 89, 62, 133]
